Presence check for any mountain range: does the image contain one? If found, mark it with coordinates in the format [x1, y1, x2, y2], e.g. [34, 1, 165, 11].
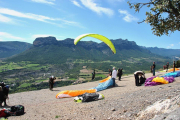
[3, 36, 158, 64]
[0, 41, 32, 59]
[1, 37, 179, 61]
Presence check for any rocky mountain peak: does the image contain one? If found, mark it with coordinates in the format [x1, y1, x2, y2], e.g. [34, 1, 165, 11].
[33, 36, 58, 46]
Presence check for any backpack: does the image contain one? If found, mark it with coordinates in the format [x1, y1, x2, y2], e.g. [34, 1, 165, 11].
[10, 105, 25, 116]
[74, 93, 104, 103]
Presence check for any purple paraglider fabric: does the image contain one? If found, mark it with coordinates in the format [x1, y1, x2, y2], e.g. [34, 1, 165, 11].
[163, 76, 174, 83]
[145, 76, 161, 86]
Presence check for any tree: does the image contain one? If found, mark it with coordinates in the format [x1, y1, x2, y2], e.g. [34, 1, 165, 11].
[128, 0, 180, 36]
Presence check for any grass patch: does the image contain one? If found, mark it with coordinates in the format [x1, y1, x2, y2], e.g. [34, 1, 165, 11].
[18, 83, 31, 88]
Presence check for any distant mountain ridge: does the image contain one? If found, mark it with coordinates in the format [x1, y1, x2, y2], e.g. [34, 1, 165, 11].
[4, 36, 157, 64]
[1, 37, 180, 62]
[145, 47, 180, 58]
[0, 41, 32, 58]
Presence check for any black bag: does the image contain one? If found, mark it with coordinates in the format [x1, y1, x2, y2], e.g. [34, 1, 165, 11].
[80, 93, 99, 102]
[10, 105, 25, 116]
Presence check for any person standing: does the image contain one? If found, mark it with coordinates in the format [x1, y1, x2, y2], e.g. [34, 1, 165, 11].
[108, 69, 112, 77]
[166, 62, 169, 72]
[112, 67, 117, 87]
[92, 69, 95, 80]
[49, 76, 56, 91]
[117, 68, 123, 81]
[2, 85, 9, 106]
[0, 82, 9, 106]
[0, 86, 3, 107]
[152, 62, 156, 76]
[173, 61, 176, 72]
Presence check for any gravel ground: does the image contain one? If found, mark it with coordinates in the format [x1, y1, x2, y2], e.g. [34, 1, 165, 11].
[2, 71, 180, 120]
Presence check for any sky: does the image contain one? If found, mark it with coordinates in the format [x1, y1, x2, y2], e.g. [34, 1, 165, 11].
[0, 0, 179, 49]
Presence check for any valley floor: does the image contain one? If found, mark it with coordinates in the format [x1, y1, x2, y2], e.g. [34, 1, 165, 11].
[2, 70, 180, 120]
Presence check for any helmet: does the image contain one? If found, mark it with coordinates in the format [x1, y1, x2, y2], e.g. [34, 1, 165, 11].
[6, 85, 9, 89]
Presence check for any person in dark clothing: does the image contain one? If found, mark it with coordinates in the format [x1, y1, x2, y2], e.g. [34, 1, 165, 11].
[0, 82, 9, 106]
[117, 68, 123, 81]
[0, 86, 3, 107]
[2, 85, 9, 106]
[152, 62, 156, 76]
[150, 66, 152, 73]
[49, 76, 56, 91]
[173, 61, 176, 72]
[166, 62, 169, 72]
[108, 69, 112, 77]
[134, 74, 140, 86]
[92, 69, 95, 80]
[134, 71, 146, 86]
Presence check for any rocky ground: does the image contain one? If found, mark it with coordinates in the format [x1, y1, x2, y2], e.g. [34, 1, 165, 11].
[1, 70, 180, 120]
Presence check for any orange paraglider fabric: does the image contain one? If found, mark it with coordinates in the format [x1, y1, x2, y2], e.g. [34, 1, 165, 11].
[56, 89, 96, 99]
[168, 68, 179, 72]
[100, 76, 111, 83]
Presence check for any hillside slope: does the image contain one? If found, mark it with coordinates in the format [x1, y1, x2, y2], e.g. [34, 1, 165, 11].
[5, 37, 161, 64]
[0, 41, 32, 58]
[145, 47, 180, 58]
[6, 71, 180, 120]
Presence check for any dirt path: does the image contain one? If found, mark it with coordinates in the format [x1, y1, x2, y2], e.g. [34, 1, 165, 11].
[3, 71, 180, 120]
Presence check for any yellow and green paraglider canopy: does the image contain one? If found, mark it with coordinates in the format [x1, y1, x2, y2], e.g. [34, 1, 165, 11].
[74, 33, 116, 54]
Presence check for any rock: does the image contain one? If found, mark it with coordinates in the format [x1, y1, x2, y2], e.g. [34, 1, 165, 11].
[33, 36, 58, 47]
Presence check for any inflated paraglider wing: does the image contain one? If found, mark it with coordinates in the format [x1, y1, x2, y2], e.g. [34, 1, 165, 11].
[74, 34, 116, 54]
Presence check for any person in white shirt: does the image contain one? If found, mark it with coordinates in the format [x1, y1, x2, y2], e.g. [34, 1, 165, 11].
[112, 67, 117, 87]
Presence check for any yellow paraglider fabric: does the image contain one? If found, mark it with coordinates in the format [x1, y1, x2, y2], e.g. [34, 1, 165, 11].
[100, 76, 111, 83]
[74, 33, 116, 54]
[152, 77, 169, 84]
[56, 89, 96, 99]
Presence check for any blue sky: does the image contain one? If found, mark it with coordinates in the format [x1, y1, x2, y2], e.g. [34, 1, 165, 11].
[0, 0, 179, 49]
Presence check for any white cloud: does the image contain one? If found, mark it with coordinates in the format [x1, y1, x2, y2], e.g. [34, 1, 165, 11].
[0, 8, 56, 22]
[71, 0, 82, 8]
[118, 9, 139, 22]
[31, 0, 55, 5]
[0, 14, 13, 23]
[0, 32, 25, 41]
[167, 44, 174, 48]
[80, 0, 114, 17]
[0, 8, 83, 28]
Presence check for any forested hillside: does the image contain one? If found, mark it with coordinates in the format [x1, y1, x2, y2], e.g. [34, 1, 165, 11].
[0, 41, 32, 58]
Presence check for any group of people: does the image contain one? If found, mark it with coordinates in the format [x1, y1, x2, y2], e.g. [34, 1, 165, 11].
[0, 82, 9, 107]
[48, 61, 177, 90]
[108, 67, 123, 87]
[151, 61, 177, 76]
